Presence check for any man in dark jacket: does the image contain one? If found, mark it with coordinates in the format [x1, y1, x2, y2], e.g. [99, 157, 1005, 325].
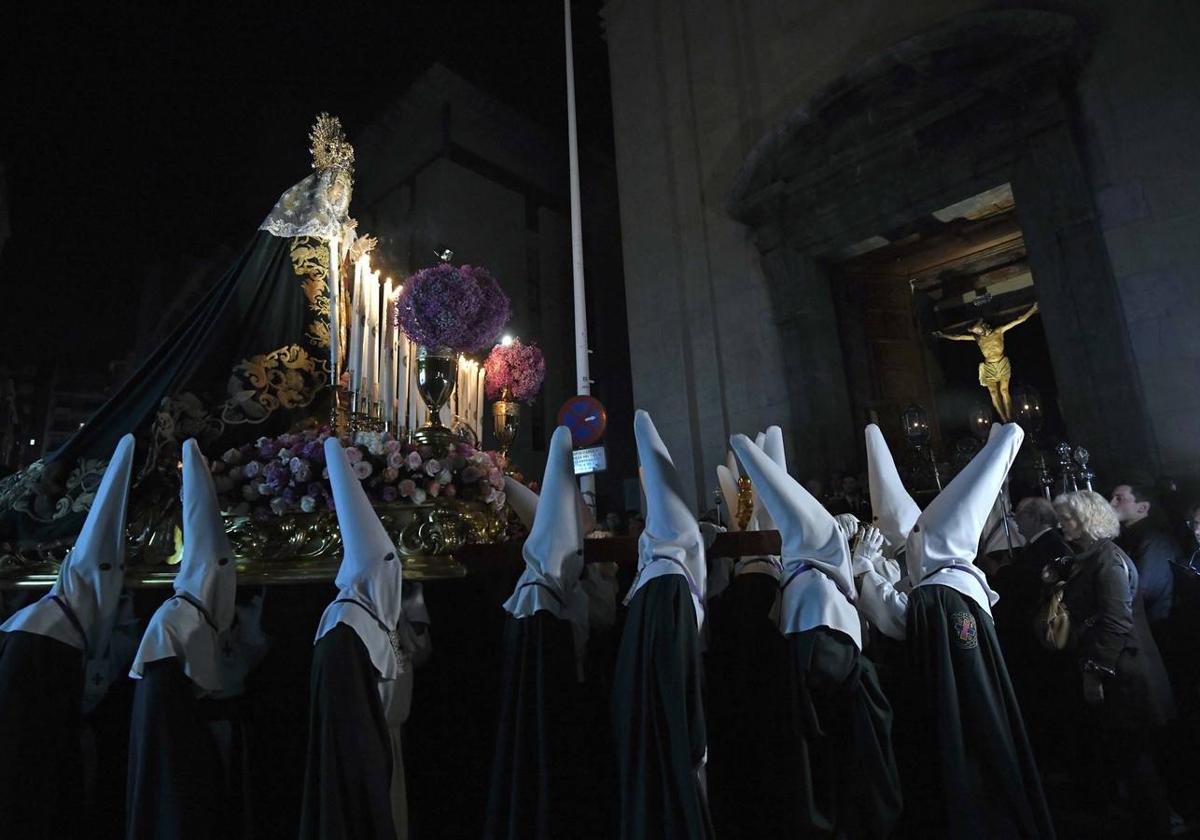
[1111, 483, 1176, 626]
[993, 497, 1075, 771]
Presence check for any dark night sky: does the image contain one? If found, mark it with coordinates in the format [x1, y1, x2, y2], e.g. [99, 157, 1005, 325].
[0, 3, 612, 370]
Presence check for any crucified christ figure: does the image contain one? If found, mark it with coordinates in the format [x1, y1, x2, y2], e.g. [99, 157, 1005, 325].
[934, 302, 1040, 422]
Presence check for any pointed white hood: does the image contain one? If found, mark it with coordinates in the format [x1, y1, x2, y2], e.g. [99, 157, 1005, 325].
[908, 423, 1024, 612]
[732, 434, 862, 646]
[625, 410, 706, 628]
[131, 438, 239, 693]
[503, 427, 589, 650]
[315, 436, 405, 681]
[865, 424, 921, 556]
[716, 461, 741, 532]
[504, 476, 540, 531]
[4, 434, 135, 663]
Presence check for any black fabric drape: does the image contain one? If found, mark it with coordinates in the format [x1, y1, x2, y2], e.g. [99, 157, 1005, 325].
[126, 658, 234, 839]
[484, 611, 590, 840]
[612, 574, 713, 840]
[299, 624, 396, 840]
[704, 572, 788, 839]
[780, 627, 902, 839]
[897, 584, 1054, 840]
[0, 630, 85, 839]
[7, 229, 330, 545]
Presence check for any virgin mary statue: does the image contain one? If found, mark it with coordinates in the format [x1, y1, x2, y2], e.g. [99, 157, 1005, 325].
[0, 114, 359, 555]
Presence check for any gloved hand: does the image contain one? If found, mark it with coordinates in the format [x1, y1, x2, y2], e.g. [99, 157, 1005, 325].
[834, 514, 860, 545]
[851, 525, 885, 577]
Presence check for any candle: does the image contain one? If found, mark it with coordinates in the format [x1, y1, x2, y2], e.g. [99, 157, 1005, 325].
[328, 236, 340, 380]
[402, 337, 413, 436]
[381, 279, 394, 427]
[476, 366, 485, 442]
[348, 259, 364, 400]
[365, 270, 380, 408]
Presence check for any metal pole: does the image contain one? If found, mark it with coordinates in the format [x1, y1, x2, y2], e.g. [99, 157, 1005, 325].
[565, 0, 596, 513]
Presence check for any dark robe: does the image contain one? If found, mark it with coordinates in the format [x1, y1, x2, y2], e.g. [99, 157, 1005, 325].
[612, 574, 713, 840]
[126, 658, 242, 840]
[484, 611, 588, 840]
[704, 571, 788, 839]
[0, 630, 85, 839]
[781, 627, 902, 839]
[300, 623, 396, 840]
[899, 584, 1054, 840]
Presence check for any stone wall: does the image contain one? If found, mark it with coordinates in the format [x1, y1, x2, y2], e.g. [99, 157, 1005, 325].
[604, 0, 1200, 507]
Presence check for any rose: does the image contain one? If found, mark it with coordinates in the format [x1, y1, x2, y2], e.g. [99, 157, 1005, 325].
[293, 462, 312, 483]
[405, 451, 422, 471]
[437, 468, 452, 485]
[382, 486, 399, 503]
[444, 483, 458, 498]
[424, 459, 441, 477]
[243, 461, 261, 479]
[300, 495, 317, 513]
[242, 484, 260, 502]
[257, 483, 273, 497]
[427, 481, 441, 498]
[494, 490, 506, 510]
[270, 497, 288, 516]
[398, 479, 416, 499]
[352, 460, 373, 480]
[227, 465, 244, 481]
[382, 467, 399, 483]
[264, 462, 289, 492]
[345, 447, 363, 464]
[258, 439, 279, 459]
[384, 439, 402, 454]
[462, 466, 481, 484]
[387, 451, 404, 471]
[488, 468, 502, 486]
[411, 487, 427, 504]
[222, 447, 243, 465]
[278, 448, 292, 461]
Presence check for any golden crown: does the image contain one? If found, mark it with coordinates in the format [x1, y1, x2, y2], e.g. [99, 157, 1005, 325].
[309, 113, 355, 179]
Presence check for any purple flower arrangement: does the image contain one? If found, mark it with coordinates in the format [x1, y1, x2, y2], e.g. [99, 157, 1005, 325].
[209, 427, 508, 518]
[484, 339, 546, 402]
[393, 263, 511, 353]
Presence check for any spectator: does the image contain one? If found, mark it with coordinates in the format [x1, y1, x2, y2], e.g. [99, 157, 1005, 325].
[1110, 483, 1175, 626]
[994, 497, 1075, 767]
[827, 473, 871, 520]
[804, 476, 824, 505]
[1053, 490, 1176, 839]
[1181, 503, 1200, 575]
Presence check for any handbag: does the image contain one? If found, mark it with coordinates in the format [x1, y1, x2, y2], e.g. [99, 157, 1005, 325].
[1036, 556, 1078, 651]
[1035, 546, 1137, 652]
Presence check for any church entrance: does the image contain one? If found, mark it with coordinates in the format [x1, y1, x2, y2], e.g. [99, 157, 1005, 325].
[727, 11, 1156, 483]
[831, 183, 1064, 460]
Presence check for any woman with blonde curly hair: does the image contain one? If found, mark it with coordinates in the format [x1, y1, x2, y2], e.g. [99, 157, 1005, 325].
[1053, 490, 1175, 838]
